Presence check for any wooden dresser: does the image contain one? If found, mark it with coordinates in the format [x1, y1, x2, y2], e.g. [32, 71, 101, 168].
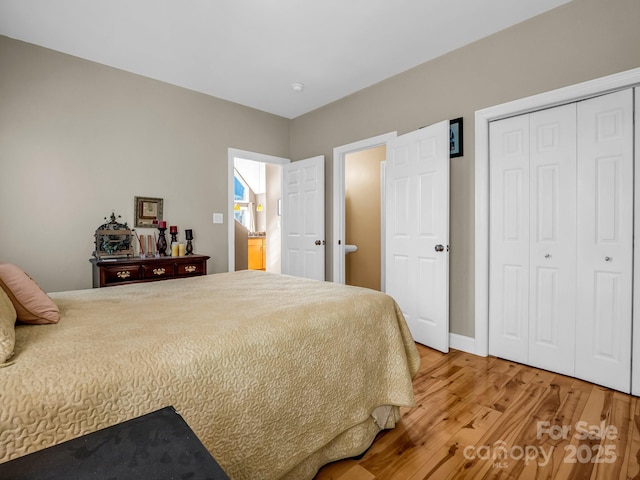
[90, 254, 210, 288]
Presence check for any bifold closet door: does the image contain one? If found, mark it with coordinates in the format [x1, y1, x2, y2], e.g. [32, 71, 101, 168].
[490, 88, 633, 393]
[489, 104, 577, 375]
[489, 114, 530, 364]
[528, 104, 577, 376]
[575, 89, 633, 393]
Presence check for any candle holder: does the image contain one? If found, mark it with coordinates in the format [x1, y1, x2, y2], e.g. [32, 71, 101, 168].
[157, 227, 168, 256]
[170, 226, 178, 244]
[185, 229, 193, 255]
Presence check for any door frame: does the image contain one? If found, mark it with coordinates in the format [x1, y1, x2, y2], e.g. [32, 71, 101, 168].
[474, 67, 640, 358]
[227, 148, 289, 272]
[332, 132, 397, 285]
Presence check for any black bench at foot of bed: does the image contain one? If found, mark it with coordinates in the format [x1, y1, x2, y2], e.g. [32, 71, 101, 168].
[0, 406, 231, 480]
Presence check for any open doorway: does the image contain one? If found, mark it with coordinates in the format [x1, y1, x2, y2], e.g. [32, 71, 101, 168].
[332, 132, 397, 289]
[227, 149, 289, 273]
[344, 146, 386, 290]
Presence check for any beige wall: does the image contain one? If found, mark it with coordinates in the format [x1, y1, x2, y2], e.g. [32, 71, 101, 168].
[265, 163, 282, 273]
[234, 221, 249, 270]
[345, 145, 385, 291]
[2, 0, 640, 341]
[0, 35, 290, 292]
[289, 0, 640, 338]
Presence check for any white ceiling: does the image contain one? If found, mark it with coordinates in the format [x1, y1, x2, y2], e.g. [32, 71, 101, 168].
[0, 0, 571, 119]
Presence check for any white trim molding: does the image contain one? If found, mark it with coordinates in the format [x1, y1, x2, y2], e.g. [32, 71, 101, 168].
[474, 67, 640, 357]
[634, 88, 640, 396]
[449, 333, 475, 355]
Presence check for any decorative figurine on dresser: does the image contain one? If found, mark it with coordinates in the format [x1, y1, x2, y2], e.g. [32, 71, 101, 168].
[185, 229, 194, 255]
[93, 212, 134, 259]
[156, 221, 168, 256]
[90, 213, 209, 288]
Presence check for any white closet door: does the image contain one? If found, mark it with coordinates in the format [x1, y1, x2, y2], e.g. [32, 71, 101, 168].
[575, 89, 633, 393]
[528, 104, 577, 376]
[489, 114, 530, 364]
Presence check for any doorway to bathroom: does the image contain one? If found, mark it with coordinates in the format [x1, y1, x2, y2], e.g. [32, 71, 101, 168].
[332, 132, 396, 291]
[227, 149, 288, 273]
[343, 146, 386, 290]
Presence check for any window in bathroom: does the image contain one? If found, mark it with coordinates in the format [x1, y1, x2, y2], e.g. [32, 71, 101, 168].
[234, 170, 251, 230]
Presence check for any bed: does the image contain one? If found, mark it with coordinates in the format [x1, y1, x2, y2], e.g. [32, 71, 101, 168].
[0, 270, 420, 479]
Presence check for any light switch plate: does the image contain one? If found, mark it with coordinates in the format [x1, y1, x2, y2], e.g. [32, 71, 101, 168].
[212, 213, 224, 224]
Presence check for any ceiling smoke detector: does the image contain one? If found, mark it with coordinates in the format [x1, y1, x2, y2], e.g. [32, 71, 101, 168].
[291, 83, 304, 93]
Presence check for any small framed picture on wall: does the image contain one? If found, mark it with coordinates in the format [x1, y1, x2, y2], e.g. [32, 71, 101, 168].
[450, 117, 463, 158]
[134, 196, 164, 228]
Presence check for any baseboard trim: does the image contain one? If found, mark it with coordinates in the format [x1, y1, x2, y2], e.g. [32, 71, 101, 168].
[449, 333, 476, 355]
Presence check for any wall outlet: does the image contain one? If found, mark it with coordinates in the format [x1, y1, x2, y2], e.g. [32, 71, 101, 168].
[212, 213, 224, 224]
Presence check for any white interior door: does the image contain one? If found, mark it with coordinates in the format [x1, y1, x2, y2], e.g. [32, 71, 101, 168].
[385, 121, 449, 352]
[575, 89, 633, 393]
[490, 104, 578, 375]
[489, 89, 633, 393]
[528, 104, 577, 376]
[281, 156, 325, 281]
[489, 113, 530, 364]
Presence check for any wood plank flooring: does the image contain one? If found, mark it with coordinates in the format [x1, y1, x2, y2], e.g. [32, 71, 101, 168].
[314, 343, 640, 480]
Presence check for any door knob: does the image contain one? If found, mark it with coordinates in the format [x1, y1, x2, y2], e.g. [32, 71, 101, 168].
[435, 244, 445, 252]
[545, 254, 551, 259]
[605, 256, 612, 262]
[315, 240, 321, 246]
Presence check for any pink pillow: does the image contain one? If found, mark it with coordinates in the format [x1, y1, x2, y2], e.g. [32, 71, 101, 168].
[0, 262, 59, 325]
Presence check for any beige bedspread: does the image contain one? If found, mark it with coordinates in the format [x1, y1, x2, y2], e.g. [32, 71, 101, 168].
[0, 271, 420, 479]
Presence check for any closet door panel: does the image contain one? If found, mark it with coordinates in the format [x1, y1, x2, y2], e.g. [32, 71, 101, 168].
[528, 104, 577, 376]
[575, 89, 633, 393]
[489, 114, 530, 363]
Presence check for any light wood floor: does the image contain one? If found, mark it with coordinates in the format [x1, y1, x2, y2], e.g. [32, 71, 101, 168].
[315, 343, 640, 480]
